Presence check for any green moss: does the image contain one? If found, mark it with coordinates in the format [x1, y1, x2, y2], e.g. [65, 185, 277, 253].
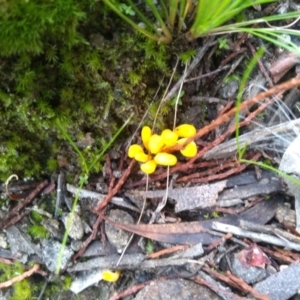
[30, 211, 45, 223]
[0, 262, 35, 300]
[28, 224, 49, 239]
[0, 1, 172, 181]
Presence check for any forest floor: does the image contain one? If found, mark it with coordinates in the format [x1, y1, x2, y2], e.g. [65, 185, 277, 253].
[1, 2, 300, 300]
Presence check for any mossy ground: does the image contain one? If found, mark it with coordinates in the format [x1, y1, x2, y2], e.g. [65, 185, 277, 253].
[0, 0, 188, 182]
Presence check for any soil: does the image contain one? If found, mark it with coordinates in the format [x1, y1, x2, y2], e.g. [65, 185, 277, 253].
[1, 2, 300, 300]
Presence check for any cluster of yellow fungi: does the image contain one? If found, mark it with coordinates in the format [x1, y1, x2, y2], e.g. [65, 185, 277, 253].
[128, 124, 197, 174]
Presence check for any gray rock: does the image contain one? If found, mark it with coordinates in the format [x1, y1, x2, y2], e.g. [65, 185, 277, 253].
[62, 212, 84, 240]
[134, 278, 221, 300]
[254, 263, 300, 300]
[279, 134, 300, 232]
[41, 239, 73, 272]
[105, 209, 134, 253]
[231, 253, 267, 284]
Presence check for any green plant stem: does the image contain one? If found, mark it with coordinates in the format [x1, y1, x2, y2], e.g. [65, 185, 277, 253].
[235, 47, 264, 160]
[56, 119, 89, 174]
[145, 0, 172, 42]
[103, 0, 158, 41]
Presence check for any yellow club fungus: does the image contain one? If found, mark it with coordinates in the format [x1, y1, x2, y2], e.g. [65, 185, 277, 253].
[154, 152, 177, 166]
[174, 124, 196, 138]
[148, 134, 165, 154]
[134, 152, 151, 163]
[128, 144, 143, 158]
[141, 126, 152, 150]
[161, 129, 178, 146]
[140, 160, 157, 174]
[177, 138, 197, 157]
[101, 270, 121, 282]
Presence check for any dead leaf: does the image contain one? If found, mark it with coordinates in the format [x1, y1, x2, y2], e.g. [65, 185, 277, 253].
[129, 181, 227, 213]
[103, 197, 281, 245]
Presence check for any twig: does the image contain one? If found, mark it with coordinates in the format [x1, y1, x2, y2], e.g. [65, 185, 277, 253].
[193, 276, 248, 300]
[212, 221, 300, 251]
[246, 40, 273, 87]
[1, 180, 48, 229]
[147, 245, 189, 259]
[0, 264, 40, 289]
[108, 280, 153, 300]
[127, 78, 298, 188]
[166, 78, 300, 153]
[226, 270, 269, 300]
[72, 214, 103, 261]
[93, 159, 136, 213]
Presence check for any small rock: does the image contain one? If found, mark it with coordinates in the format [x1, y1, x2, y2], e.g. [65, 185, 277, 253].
[71, 240, 83, 252]
[41, 219, 63, 240]
[62, 212, 84, 240]
[254, 263, 300, 300]
[41, 239, 73, 272]
[134, 278, 221, 300]
[231, 253, 267, 284]
[105, 209, 134, 253]
[279, 135, 300, 232]
[0, 233, 8, 249]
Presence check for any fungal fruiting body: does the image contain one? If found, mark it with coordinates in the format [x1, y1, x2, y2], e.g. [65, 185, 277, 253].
[101, 270, 121, 282]
[154, 153, 177, 166]
[128, 124, 197, 174]
[177, 138, 198, 158]
[174, 124, 196, 138]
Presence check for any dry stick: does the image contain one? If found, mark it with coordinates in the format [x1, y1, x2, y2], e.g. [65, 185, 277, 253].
[246, 40, 273, 87]
[93, 159, 136, 213]
[193, 276, 248, 300]
[225, 271, 269, 300]
[116, 175, 149, 267]
[166, 78, 300, 153]
[202, 265, 268, 300]
[190, 153, 261, 184]
[0, 264, 40, 289]
[72, 213, 103, 261]
[127, 78, 299, 188]
[1, 180, 49, 229]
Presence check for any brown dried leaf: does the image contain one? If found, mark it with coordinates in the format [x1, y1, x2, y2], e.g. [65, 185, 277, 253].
[103, 197, 281, 245]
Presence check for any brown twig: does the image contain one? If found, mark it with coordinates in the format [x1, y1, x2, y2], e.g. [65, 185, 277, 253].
[1, 180, 48, 229]
[72, 214, 103, 261]
[147, 245, 189, 259]
[93, 159, 136, 213]
[193, 276, 248, 300]
[108, 279, 154, 300]
[126, 78, 285, 189]
[207, 233, 232, 251]
[246, 40, 273, 87]
[226, 270, 269, 300]
[0, 264, 40, 289]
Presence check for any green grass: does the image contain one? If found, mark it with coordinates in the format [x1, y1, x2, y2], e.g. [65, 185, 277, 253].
[234, 48, 300, 187]
[103, 0, 300, 54]
[55, 114, 132, 273]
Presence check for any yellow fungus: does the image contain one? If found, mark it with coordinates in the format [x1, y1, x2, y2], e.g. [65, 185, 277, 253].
[141, 126, 152, 150]
[161, 129, 178, 146]
[148, 134, 165, 154]
[140, 160, 157, 174]
[128, 144, 143, 158]
[102, 270, 121, 282]
[174, 124, 196, 138]
[154, 152, 177, 166]
[134, 152, 151, 163]
[177, 138, 197, 157]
